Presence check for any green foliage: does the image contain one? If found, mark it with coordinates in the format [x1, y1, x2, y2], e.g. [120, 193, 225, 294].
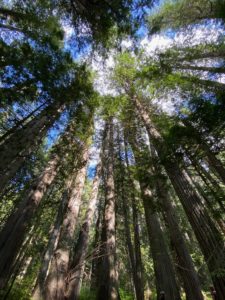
[114, 52, 137, 81]
[56, 0, 144, 47]
[1, 283, 32, 300]
[99, 94, 128, 119]
[119, 288, 134, 300]
[79, 286, 96, 300]
[148, 0, 225, 34]
[0, 1, 64, 48]
[1, 0, 225, 299]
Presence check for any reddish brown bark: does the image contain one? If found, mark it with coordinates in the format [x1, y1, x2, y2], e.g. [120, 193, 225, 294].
[132, 96, 225, 299]
[32, 190, 67, 300]
[128, 132, 181, 300]
[0, 153, 60, 289]
[151, 148, 204, 300]
[182, 119, 225, 185]
[124, 139, 145, 300]
[96, 118, 119, 300]
[0, 101, 47, 143]
[65, 157, 102, 300]
[44, 146, 89, 300]
[0, 101, 64, 192]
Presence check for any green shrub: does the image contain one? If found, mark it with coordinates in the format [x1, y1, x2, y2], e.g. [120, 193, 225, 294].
[79, 286, 96, 300]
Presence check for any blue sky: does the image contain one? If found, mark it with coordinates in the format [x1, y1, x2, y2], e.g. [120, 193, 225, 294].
[1, 0, 225, 179]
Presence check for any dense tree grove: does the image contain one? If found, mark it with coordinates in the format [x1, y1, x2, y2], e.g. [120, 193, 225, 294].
[0, 0, 225, 299]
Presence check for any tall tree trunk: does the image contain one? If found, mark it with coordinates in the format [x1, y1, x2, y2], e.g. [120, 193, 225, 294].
[90, 206, 102, 292]
[0, 101, 47, 143]
[128, 133, 181, 300]
[116, 127, 142, 300]
[0, 101, 64, 192]
[182, 119, 225, 185]
[120, 188, 137, 297]
[124, 138, 145, 300]
[177, 49, 225, 61]
[0, 153, 60, 289]
[190, 156, 225, 213]
[65, 156, 102, 300]
[119, 164, 140, 300]
[131, 96, 225, 299]
[179, 75, 225, 90]
[32, 189, 68, 300]
[130, 197, 144, 300]
[175, 64, 225, 74]
[185, 167, 225, 235]
[96, 118, 119, 300]
[1, 232, 34, 300]
[44, 146, 89, 300]
[150, 147, 204, 300]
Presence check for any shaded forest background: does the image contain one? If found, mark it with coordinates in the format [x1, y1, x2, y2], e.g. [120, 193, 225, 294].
[0, 0, 225, 299]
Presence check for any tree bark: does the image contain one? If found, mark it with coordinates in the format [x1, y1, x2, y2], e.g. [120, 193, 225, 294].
[180, 74, 225, 90]
[150, 147, 204, 300]
[190, 155, 225, 213]
[120, 188, 137, 297]
[185, 166, 225, 235]
[32, 189, 68, 300]
[124, 138, 145, 300]
[0, 101, 47, 143]
[96, 118, 119, 300]
[128, 133, 181, 300]
[0, 101, 64, 192]
[65, 156, 102, 300]
[182, 119, 225, 186]
[175, 64, 225, 74]
[131, 95, 225, 299]
[178, 50, 225, 62]
[0, 153, 60, 290]
[44, 146, 89, 300]
[0, 232, 34, 299]
[90, 207, 102, 292]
